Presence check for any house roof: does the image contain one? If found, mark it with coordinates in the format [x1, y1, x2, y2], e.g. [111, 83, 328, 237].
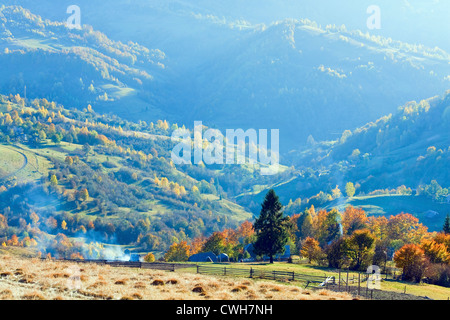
[188, 251, 217, 262]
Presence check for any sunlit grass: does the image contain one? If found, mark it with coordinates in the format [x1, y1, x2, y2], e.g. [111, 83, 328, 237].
[0, 254, 353, 300]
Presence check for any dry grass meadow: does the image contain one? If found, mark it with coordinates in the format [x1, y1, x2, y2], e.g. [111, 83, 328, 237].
[0, 254, 354, 300]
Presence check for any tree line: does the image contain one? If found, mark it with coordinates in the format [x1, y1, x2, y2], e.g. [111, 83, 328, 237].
[163, 189, 450, 287]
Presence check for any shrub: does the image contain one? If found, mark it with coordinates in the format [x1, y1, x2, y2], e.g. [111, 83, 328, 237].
[151, 279, 165, 286]
[192, 286, 206, 295]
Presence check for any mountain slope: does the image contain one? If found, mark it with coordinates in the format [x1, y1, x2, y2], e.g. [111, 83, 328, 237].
[2, 3, 450, 152]
[181, 20, 450, 150]
[292, 92, 450, 191]
[0, 93, 263, 256]
[235, 92, 450, 230]
[0, 6, 169, 121]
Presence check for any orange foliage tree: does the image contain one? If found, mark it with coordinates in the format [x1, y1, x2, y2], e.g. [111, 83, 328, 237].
[190, 236, 206, 256]
[300, 237, 323, 263]
[236, 220, 255, 245]
[341, 206, 368, 236]
[394, 244, 427, 282]
[387, 213, 428, 245]
[421, 239, 448, 264]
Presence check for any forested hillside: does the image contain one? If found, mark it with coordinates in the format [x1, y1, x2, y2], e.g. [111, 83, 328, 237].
[0, 93, 295, 258]
[1, 4, 449, 151]
[238, 92, 450, 231]
[0, 6, 168, 122]
[289, 92, 450, 193]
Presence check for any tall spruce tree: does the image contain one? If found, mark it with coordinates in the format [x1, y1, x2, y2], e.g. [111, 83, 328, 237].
[253, 189, 290, 263]
[443, 214, 450, 234]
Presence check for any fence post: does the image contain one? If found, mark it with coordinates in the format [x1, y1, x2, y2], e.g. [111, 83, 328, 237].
[172, 264, 175, 272]
[250, 268, 253, 279]
[338, 270, 341, 291]
[224, 267, 227, 276]
[366, 279, 368, 297]
[291, 271, 295, 282]
[197, 265, 199, 274]
[358, 273, 361, 296]
[346, 271, 349, 292]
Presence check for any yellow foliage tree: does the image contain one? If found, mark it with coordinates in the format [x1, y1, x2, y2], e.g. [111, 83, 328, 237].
[341, 206, 368, 236]
[144, 252, 156, 263]
[300, 237, 323, 263]
[164, 241, 190, 262]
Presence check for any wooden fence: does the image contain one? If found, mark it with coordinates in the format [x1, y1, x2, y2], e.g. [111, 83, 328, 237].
[45, 258, 194, 272]
[196, 265, 333, 288]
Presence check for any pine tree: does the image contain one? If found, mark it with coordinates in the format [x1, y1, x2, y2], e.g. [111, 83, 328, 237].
[253, 189, 290, 263]
[443, 214, 450, 234]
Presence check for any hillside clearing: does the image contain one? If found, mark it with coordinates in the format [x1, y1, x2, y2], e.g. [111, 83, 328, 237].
[0, 144, 51, 183]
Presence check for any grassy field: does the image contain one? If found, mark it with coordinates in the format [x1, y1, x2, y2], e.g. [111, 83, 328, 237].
[208, 261, 450, 300]
[0, 252, 352, 300]
[201, 194, 253, 220]
[0, 144, 51, 183]
[2, 245, 449, 300]
[169, 259, 450, 300]
[0, 145, 26, 178]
